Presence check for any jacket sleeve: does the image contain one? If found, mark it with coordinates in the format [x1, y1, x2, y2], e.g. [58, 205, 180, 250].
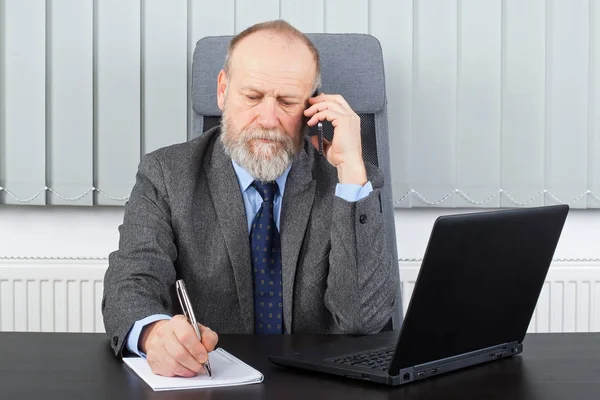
[323, 164, 398, 334]
[101, 153, 178, 356]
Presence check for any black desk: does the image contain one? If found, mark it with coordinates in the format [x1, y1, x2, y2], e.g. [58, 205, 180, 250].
[1, 331, 599, 399]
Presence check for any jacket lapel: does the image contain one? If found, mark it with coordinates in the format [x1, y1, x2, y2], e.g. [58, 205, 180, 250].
[205, 139, 255, 333]
[280, 147, 316, 333]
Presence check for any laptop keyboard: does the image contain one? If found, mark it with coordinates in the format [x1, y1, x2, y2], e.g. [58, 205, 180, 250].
[327, 348, 394, 371]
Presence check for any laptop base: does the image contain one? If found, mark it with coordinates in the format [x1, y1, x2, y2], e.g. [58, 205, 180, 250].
[270, 333, 522, 386]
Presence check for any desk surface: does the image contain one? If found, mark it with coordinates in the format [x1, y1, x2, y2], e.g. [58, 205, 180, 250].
[0, 331, 599, 399]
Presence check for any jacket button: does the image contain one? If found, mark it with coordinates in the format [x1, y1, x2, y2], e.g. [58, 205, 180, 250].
[359, 214, 368, 224]
[112, 336, 119, 346]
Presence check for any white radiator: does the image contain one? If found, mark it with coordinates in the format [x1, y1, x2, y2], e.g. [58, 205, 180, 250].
[1, 260, 599, 333]
[0, 260, 106, 333]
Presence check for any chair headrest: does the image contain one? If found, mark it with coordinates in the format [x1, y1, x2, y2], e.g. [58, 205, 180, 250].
[191, 33, 386, 116]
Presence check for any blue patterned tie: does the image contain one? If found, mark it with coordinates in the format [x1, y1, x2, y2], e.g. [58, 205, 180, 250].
[250, 180, 283, 334]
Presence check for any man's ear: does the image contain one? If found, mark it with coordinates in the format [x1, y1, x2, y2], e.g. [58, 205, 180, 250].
[217, 69, 228, 111]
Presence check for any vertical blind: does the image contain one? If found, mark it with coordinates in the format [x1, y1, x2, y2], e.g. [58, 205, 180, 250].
[0, 0, 598, 208]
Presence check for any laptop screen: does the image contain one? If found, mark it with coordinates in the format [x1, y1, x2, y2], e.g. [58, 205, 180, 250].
[389, 205, 568, 372]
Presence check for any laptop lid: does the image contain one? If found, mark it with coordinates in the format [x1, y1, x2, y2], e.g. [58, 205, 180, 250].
[387, 204, 569, 375]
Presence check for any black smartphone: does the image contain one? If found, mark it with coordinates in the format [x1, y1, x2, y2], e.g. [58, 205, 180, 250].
[306, 89, 323, 155]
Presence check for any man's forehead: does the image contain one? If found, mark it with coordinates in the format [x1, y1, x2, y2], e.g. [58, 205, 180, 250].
[228, 32, 316, 83]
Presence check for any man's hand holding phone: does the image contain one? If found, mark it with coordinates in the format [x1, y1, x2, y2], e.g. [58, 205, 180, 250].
[303, 92, 368, 186]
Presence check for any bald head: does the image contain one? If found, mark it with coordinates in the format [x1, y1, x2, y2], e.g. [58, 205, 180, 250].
[227, 31, 317, 97]
[223, 20, 321, 92]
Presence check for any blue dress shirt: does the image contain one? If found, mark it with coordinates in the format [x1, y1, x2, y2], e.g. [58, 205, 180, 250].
[125, 160, 373, 357]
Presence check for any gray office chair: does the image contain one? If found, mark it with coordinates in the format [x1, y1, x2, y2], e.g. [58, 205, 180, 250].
[191, 33, 403, 331]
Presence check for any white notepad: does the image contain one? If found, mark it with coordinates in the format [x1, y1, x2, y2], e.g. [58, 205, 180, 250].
[123, 348, 264, 391]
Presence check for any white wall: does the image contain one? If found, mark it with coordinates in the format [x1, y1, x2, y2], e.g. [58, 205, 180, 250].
[0, 207, 598, 261]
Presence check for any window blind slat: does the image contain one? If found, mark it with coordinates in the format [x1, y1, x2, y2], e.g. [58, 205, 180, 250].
[48, 0, 94, 206]
[412, 0, 457, 207]
[371, 0, 413, 208]
[545, 0, 590, 209]
[280, 0, 324, 33]
[2, 0, 46, 206]
[501, 0, 546, 208]
[190, 0, 235, 43]
[590, 1, 600, 209]
[189, 0, 235, 140]
[235, 0, 279, 33]
[324, 0, 369, 34]
[143, 0, 188, 154]
[95, 0, 141, 205]
[0, 0, 5, 204]
[456, 0, 501, 208]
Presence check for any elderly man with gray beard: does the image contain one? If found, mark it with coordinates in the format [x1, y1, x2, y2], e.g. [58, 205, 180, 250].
[101, 19, 397, 378]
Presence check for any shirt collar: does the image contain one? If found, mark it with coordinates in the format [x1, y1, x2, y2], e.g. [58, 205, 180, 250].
[231, 160, 291, 198]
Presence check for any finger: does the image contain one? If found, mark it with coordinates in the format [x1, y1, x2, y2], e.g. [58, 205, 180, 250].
[171, 316, 209, 365]
[308, 91, 326, 104]
[147, 337, 197, 378]
[146, 346, 171, 376]
[308, 93, 352, 111]
[164, 329, 205, 374]
[304, 100, 347, 118]
[329, 94, 353, 111]
[199, 324, 219, 352]
[148, 358, 171, 377]
[159, 348, 198, 378]
[306, 109, 344, 127]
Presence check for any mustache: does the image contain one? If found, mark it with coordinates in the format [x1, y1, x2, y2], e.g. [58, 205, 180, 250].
[242, 128, 288, 142]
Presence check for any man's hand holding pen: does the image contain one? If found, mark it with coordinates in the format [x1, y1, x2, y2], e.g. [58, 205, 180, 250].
[139, 315, 219, 378]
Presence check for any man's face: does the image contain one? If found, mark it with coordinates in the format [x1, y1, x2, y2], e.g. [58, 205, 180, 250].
[217, 32, 317, 182]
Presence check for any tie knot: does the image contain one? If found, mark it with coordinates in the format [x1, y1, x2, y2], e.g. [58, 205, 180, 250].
[252, 180, 278, 202]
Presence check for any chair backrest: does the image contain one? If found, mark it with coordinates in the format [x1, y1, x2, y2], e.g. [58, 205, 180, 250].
[191, 33, 403, 331]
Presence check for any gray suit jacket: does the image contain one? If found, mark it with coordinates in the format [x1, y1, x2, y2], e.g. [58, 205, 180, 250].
[102, 126, 397, 356]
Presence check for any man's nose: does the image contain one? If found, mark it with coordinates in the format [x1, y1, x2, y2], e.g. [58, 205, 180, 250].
[256, 98, 278, 130]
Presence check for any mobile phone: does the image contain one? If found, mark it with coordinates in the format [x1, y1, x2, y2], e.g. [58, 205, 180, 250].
[306, 89, 323, 155]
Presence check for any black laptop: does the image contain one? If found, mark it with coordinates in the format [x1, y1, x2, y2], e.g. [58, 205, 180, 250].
[269, 205, 569, 386]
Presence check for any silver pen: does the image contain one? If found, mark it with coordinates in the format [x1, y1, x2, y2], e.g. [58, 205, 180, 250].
[175, 279, 212, 378]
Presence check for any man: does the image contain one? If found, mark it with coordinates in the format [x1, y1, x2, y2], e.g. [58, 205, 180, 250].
[102, 19, 397, 378]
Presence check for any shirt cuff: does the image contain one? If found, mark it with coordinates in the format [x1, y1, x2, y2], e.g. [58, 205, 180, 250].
[335, 181, 373, 202]
[126, 314, 172, 358]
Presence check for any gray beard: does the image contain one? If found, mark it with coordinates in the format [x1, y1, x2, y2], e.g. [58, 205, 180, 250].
[219, 111, 300, 182]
